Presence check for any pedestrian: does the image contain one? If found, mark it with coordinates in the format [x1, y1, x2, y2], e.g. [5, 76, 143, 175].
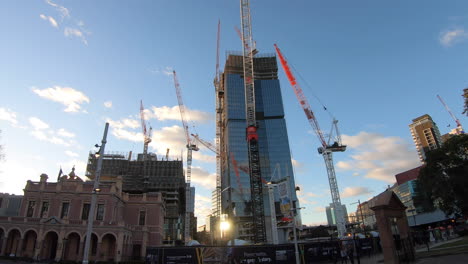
[347, 244, 355, 264]
[340, 244, 348, 264]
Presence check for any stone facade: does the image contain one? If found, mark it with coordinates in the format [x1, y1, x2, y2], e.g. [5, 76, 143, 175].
[0, 171, 165, 262]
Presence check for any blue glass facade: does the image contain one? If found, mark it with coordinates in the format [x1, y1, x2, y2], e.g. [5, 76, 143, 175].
[221, 54, 299, 241]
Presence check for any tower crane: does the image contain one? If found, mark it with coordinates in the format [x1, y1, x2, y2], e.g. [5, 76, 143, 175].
[140, 100, 152, 161]
[437, 95, 464, 134]
[274, 44, 347, 238]
[239, 0, 266, 243]
[173, 70, 199, 243]
[213, 21, 223, 218]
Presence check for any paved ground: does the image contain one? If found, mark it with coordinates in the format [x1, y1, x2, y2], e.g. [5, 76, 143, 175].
[415, 253, 468, 263]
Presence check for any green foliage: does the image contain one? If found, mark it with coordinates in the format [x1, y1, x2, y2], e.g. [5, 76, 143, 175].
[419, 134, 468, 217]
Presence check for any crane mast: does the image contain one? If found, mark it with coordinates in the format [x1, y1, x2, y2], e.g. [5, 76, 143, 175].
[274, 44, 347, 238]
[173, 70, 199, 243]
[240, 0, 266, 243]
[214, 20, 222, 218]
[140, 100, 152, 160]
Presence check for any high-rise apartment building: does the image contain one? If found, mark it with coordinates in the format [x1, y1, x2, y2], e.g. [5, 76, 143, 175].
[326, 203, 348, 226]
[409, 114, 443, 162]
[219, 53, 299, 243]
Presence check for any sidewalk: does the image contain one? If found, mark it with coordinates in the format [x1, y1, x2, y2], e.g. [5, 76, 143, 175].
[415, 237, 464, 253]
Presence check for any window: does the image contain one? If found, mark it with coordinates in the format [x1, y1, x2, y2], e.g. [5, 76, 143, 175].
[61, 202, 70, 219]
[139, 210, 146, 225]
[81, 203, 90, 220]
[96, 204, 104, 220]
[26, 201, 36, 217]
[40, 201, 49, 218]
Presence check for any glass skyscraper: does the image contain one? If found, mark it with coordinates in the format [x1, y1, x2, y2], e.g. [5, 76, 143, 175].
[219, 53, 300, 243]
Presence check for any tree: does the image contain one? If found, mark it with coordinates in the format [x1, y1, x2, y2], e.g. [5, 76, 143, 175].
[463, 88, 468, 116]
[419, 134, 468, 217]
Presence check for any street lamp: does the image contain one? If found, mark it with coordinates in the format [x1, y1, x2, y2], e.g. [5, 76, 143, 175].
[350, 200, 366, 236]
[82, 123, 109, 264]
[291, 206, 305, 264]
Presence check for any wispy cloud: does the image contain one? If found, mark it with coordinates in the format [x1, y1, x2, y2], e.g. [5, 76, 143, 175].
[191, 166, 216, 189]
[0, 108, 18, 125]
[104, 101, 113, 108]
[39, 14, 58, 28]
[297, 185, 320, 206]
[45, 0, 70, 20]
[341, 186, 373, 198]
[57, 128, 75, 138]
[65, 150, 79, 157]
[194, 193, 213, 225]
[106, 118, 140, 130]
[149, 66, 174, 76]
[28, 117, 76, 147]
[32, 86, 90, 113]
[42, 0, 90, 45]
[336, 132, 420, 183]
[64, 27, 88, 45]
[439, 28, 468, 47]
[146, 105, 213, 123]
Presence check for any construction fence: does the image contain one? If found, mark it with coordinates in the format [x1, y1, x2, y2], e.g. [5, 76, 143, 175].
[145, 237, 381, 264]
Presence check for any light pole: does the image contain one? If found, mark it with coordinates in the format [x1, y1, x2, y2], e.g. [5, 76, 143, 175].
[291, 206, 305, 264]
[350, 200, 366, 236]
[82, 123, 109, 264]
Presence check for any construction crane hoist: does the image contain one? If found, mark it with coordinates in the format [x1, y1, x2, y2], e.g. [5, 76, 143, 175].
[274, 44, 348, 238]
[173, 70, 199, 243]
[240, 0, 266, 243]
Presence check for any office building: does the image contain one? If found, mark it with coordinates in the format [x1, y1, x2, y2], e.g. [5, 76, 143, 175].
[219, 53, 300, 243]
[409, 114, 443, 162]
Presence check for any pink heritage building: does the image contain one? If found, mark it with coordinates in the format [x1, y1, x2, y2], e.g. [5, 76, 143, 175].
[0, 168, 165, 262]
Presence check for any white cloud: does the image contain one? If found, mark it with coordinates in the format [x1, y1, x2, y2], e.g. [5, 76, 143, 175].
[32, 86, 90, 113]
[65, 150, 79, 158]
[341, 186, 373, 198]
[337, 132, 420, 183]
[28, 117, 76, 147]
[57, 128, 75, 138]
[104, 101, 113, 108]
[146, 106, 213, 123]
[64, 27, 88, 45]
[191, 166, 216, 189]
[112, 128, 143, 142]
[45, 0, 70, 19]
[150, 66, 174, 76]
[29, 117, 49, 130]
[194, 194, 213, 225]
[107, 118, 140, 129]
[439, 28, 468, 47]
[39, 14, 58, 28]
[0, 108, 18, 125]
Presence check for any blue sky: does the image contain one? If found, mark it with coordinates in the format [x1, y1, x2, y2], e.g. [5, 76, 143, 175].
[0, 0, 467, 226]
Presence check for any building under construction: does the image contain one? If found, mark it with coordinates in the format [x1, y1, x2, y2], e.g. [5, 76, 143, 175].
[86, 152, 195, 244]
[218, 52, 300, 243]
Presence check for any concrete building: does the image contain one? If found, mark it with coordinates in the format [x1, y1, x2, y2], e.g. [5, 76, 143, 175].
[86, 152, 192, 244]
[409, 114, 443, 162]
[0, 170, 165, 262]
[219, 52, 300, 243]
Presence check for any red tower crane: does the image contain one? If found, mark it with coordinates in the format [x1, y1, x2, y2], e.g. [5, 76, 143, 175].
[274, 44, 347, 238]
[239, 0, 266, 243]
[173, 70, 199, 243]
